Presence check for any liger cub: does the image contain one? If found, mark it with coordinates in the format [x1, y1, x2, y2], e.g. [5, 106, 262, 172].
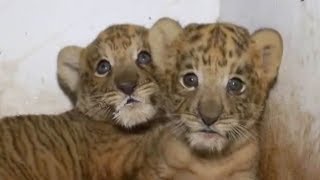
[159, 22, 283, 179]
[0, 18, 182, 180]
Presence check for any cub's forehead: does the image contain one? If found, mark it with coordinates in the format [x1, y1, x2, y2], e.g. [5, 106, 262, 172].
[175, 23, 253, 70]
[93, 24, 149, 48]
[181, 23, 251, 56]
[84, 24, 150, 63]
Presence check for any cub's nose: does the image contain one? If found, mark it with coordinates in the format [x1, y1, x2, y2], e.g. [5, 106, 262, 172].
[198, 99, 223, 126]
[117, 81, 137, 95]
[199, 111, 220, 126]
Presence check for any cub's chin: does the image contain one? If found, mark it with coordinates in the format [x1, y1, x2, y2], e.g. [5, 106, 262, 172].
[186, 131, 229, 154]
[113, 101, 157, 129]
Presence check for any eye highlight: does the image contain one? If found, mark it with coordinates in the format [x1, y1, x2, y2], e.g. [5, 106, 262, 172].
[227, 77, 246, 95]
[182, 73, 199, 89]
[136, 51, 152, 65]
[95, 59, 111, 77]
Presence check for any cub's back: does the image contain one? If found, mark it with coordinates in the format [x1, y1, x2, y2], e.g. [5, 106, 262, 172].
[0, 110, 91, 180]
[0, 110, 172, 180]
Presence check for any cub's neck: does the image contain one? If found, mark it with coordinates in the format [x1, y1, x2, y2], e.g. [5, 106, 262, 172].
[160, 127, 259, 180]
[68, 109, 258, 179]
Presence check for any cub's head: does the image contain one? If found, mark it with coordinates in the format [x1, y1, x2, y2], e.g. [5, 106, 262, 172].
[58, 19, 182, 129]
[170, 23, 283, 153]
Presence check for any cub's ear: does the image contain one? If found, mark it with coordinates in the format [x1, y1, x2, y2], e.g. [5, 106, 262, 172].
[149, 17, 182, 46]
[251, 28, 283, 87]
[57, 46, 83, 104]
[149, 17, 183, 69]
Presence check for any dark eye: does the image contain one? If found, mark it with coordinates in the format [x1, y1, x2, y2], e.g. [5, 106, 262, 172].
[227, 77, 246, 95]
[137, 51, 152, 65]
[182, 73, 198, 88]
[95, 59, 111, 76]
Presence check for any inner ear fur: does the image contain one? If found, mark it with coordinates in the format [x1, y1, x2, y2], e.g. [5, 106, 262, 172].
[148, 17, 183, 71]
[251, 28, 283, 87]
[57, 45, 83, 105]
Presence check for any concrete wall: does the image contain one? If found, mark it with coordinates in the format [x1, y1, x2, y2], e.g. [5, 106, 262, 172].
[220, 0, 320, 177]
[0, 0, 220, 117]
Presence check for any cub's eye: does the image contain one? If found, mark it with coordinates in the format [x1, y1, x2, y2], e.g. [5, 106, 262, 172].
[137, 51, 152, 65]
[182, 73, 198, 88]
[227, 77, 246, 95]
[95, 59, 111, 77]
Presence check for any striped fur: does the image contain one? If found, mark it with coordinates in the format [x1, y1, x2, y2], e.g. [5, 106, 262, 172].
[0, 109, 183, 180]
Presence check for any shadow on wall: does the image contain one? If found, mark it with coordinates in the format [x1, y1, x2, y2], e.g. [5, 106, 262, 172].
[260, 97, 319, 180]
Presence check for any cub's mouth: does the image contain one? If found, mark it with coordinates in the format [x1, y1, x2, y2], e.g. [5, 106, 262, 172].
[199, 128, 217, 134]
[198, 130, 219, 139]
[112, 95, 157, 129]
[125, 97, 140, 105]
[196, 127, 224, 139]
[116, 96, 142, 111]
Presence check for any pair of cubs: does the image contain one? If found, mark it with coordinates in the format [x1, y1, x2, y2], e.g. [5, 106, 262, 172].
[0, 18, 283, 179]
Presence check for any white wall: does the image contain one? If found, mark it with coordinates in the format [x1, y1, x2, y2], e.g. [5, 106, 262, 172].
[220, 0, 320, 177]
[0, 0, 220, 117]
